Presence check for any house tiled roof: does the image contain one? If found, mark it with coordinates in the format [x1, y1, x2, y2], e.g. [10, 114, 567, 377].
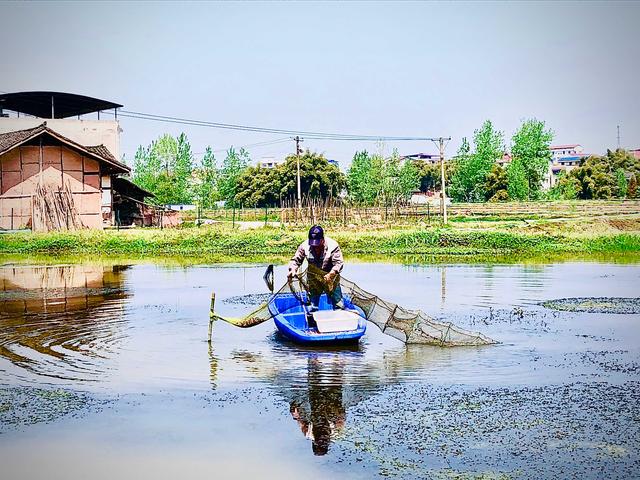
[0, 124, 47, 154]
[0, 122, 129, 173]
[85, 145, 118, 163]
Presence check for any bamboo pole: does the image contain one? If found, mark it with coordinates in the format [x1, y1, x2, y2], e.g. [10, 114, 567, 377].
[208, 292, 216, 343]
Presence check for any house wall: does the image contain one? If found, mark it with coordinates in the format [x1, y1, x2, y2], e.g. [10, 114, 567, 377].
[0, 144, 104, 229]
[0, 118, 120, 160]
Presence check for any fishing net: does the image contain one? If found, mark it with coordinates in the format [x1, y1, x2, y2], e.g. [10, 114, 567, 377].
[210, 263, 497, 346]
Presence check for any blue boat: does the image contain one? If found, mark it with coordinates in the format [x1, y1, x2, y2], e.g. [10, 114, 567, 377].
[268, 292, 367, 344]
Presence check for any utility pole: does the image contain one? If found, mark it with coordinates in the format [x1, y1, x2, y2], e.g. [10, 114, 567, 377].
[294, 136, 303, 210]
[617, 125, 621, 150]
[438, 137, 448, 224]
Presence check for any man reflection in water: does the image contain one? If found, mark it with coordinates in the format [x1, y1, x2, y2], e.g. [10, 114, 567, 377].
[289, 356, 346, 456]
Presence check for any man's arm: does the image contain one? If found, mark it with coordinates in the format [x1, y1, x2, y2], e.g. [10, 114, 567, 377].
[328, 244, 344, 276]
[288, 244, 306, 278]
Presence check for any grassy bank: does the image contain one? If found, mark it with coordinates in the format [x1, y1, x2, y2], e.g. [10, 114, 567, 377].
[1, 223, 639, 257]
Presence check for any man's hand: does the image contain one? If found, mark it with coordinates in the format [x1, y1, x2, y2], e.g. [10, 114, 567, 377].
[287, 268, 297, 281]
[323, 271, 337, 284]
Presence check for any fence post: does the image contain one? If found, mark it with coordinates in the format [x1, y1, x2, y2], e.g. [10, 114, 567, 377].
[427, 203, 430, 224]
[264, 206, 268, 227]
[232, 206, 236, 228]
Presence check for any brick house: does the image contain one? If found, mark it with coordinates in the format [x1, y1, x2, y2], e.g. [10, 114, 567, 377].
[0, 122, 129, 230]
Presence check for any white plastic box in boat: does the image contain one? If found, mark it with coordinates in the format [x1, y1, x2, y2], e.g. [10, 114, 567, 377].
[313, 309, 361, 333]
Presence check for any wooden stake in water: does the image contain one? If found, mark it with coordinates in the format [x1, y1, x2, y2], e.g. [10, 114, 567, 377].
[208, 292, 216, 343]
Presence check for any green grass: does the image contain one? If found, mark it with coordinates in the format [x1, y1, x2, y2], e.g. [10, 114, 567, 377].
[1, 225, 639, 256]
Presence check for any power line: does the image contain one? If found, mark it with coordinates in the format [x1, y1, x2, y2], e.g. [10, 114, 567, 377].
[102, 109, 441, 142]
[0, 89, 445, 141]
[197, 137, 292, 155]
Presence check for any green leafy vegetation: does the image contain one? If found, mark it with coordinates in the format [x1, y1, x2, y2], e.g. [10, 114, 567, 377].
[218, 146, 251, 207]
[510, 119, 554, 199]
[449, 123, 505, 202]
[235, 151, 345, 207]
[554, 149, 640, 200]
[1, 225, 638, 256]
[506, 157, 529, 201]
[132, 133, 195, 205]
[346, 149, 420, 206]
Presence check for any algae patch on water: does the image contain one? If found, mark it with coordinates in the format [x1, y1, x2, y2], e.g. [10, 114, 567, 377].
[0, 386, 96, 432]
[541, 297, 640, 314]
[222, 293, 272, 306]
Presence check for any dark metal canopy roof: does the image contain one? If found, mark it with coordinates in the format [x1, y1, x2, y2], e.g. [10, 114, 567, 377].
[112, 177, 155, 199]
[0, 91, 122, 119]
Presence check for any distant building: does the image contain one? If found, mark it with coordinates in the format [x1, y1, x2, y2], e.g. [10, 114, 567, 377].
[550, 144, 584, 160]
[327, 159, 339, 168]
[258, 156, 285, 169]
[630, 148, 640, 160]
[547, 144, 593, 188]
[499, 144, 594, 190]
[402, 153, 440, 165]
[165, 204, 196, 211]
[497, 152, 511, 167]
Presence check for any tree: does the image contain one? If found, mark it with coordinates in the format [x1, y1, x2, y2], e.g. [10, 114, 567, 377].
[235, 151, 345, 207]
[132, 145, 158, 195]
[235, 164, 281, 207]
[616, 168, 628, 198]
[347, 149, 420, 206]
[195, 147, 218, 208]
[397, 157, 421, 202]
[507, 157, 529, 201]
[448, 137, 472, 202]
[484, 164, 509, 201]
[151, 134, 178, 174]
[551, 171, 580, 200]
[347, 151, 377, 205]
[132, 133, 194, 205]
[218, 147, 250, 206]
[415, 161, 439, 192]
[174, 133, 194, 203]
[449, 122, 504, 202]
[510, 119, 553, 198]
[563, 150, 640, 199]
[628, 174, 638, 198]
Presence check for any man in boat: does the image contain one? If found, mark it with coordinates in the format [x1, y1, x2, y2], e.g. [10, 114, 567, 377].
[287, 225, 345, 311]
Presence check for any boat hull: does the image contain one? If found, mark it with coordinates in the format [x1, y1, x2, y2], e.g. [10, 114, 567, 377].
[268, 293, 366, 344]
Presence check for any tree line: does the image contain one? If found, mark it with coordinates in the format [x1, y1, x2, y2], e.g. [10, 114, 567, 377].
[130, 127, 639, 209]
[132, 134, 422, 208]
[131, 133, 345, 208]
[427, 118, 638, 202]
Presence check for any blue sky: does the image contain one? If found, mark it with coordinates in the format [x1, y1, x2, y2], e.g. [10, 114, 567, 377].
[1, 1, 638, 167]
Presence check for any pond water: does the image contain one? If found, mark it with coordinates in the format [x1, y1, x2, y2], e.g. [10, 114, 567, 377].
[0, 259, 639, 479]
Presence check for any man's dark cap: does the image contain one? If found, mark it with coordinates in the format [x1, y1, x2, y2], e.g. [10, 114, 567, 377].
[308, 225, 324, 246]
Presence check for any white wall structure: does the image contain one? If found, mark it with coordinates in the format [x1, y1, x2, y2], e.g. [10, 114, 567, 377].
[550, 144, 583, 160]
[258, 156, 285, 169]
[0, 118, 121, 160]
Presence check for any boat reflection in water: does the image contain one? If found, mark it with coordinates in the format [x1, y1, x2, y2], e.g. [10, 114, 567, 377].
[231, 341, 384, 456]
[227, 330, 481, 457]
[0, 263, 129, 382]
